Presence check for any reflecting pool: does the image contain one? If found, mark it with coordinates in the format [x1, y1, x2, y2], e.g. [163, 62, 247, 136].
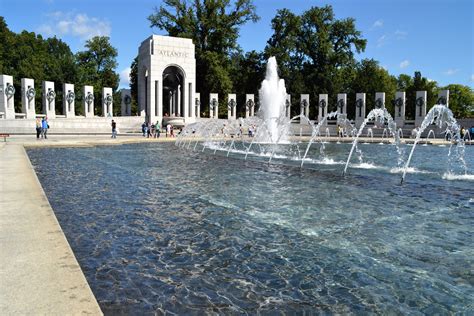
[27, 142, 473, 314]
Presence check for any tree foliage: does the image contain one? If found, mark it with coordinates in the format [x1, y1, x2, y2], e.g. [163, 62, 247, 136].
[148, 0, 259, 117]
[0, 18, 120, 115]
[129, 56, 139, 115]
[442, 84, 474, 118]
[264, 5, 366, 118]
[349, 59, 397, 114]
[76, 36, 120, 115]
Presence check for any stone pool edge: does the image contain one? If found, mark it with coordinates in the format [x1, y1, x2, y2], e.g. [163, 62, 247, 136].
[0, 143, 103, 315]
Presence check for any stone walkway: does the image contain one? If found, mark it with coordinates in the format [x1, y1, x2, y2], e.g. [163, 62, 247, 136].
[0, 143, 102, 314]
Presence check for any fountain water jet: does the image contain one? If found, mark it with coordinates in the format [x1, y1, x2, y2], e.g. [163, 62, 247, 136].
[423, 129, 436, 146]
[258, 57, 288, 143]
[401, 105, 466, 184]
[343, 108, 401, 175]
[175, 58, 469, 183]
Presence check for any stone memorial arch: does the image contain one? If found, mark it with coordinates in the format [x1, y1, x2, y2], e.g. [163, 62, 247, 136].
[138, 35, 196, 124]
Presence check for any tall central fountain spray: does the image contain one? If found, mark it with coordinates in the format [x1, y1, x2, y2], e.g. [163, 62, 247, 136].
[258, 57, 288, 143]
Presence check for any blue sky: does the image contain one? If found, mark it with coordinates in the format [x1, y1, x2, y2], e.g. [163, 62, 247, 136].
[2, 0, 473, 89]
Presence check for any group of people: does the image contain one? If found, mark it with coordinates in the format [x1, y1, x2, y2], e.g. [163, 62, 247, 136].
[141, 121, 178, 138]
[35, 117, 49, 139]
[141, 121, 162, 138]
[220, 123, 256, 138]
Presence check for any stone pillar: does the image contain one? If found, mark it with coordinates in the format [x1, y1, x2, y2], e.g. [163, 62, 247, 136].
[137, 66, 147, 117]
[0, 75, 16, 119]
[394, 91, 405, 128]
[177, 85, 181, 117]
[375, 92, 385, 109]
[210, 93, 218, 119]
[175, 90, 179, 116]
[169, 91, 174, 116]
[121, 89, 131, 116]
[83, 85, 94, 118]
[285, 94, 291, 118]
[415, 91, 427, 127]
[228, 94, 236, 120]
[195, 92, 201, 118]
[318, 94, 328, 125]
[337, 93, 347, 116]
[300, 94, 309, 123]
[245, 94, 254, 118]
[102, 87, 113, 117]
[21, 78, 36, 119]
[355, 93, 366, 128]
[42, 81, 56, 119]
[63, 83, 75, 118]
[183, 81, 189, 119]
[438, 90, 449, 107]
[157, 80, 163, 119]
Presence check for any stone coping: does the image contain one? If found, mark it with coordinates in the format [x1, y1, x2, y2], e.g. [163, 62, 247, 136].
[0, 143, 103, 314]
[0, 134, 464, 148]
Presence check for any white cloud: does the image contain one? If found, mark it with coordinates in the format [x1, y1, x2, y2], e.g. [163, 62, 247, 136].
[394, 30, 407, 40]
[471, 74, 474, 82]
[36, 24, 53, 35]
[399, 60, 410, 68]
[443, 68, 459, 75]
[120, 67, 131, 87]
[377, 34, 387, 47]
[36, 11, 111, 40]
[372, 19, 384, 28]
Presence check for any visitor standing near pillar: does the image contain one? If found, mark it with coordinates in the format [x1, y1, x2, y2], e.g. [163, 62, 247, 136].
[41, 117, 49, 139]
[142, 121, 147, 137]
[150, 123, 156, 138]
[35, 118, 42, 139]
[111, 120, 117, 139]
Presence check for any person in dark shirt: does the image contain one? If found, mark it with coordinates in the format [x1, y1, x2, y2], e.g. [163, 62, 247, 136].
[111, 120, 117, 138]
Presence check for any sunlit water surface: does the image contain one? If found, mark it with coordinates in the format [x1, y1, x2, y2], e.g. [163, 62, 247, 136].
[27, 142, 473, 314]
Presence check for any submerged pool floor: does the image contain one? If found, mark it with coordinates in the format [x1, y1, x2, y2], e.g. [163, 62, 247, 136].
[27, 142, 473, 314]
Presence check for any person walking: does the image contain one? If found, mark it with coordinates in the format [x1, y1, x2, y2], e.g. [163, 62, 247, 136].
[35, 118, 42, 139]
[147, 122, 152, 138]
[166, 123, 171, 137]
[41, 117, 49, 139]
[111, 120, 117, 138]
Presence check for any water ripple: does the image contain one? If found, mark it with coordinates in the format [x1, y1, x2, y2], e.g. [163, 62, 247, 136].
[27, 143, 474, 314]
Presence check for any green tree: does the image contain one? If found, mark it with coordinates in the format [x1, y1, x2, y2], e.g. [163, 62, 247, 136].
[148, 0, 259, 117]
[76, 36, 119, 115]
[350, 59, 397, 115]
[229, 50, 265, 116]
[442, 84, 474, 118]
[129, 56, 139, 115]
[410, 71, 438, 119]
[265, 5, 366, 119]
[0, 17, 15, 75]
[0, 19, 77, 113]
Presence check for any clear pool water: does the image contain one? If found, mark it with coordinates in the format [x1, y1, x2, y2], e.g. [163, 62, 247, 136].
[28, 142, 473, 314]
